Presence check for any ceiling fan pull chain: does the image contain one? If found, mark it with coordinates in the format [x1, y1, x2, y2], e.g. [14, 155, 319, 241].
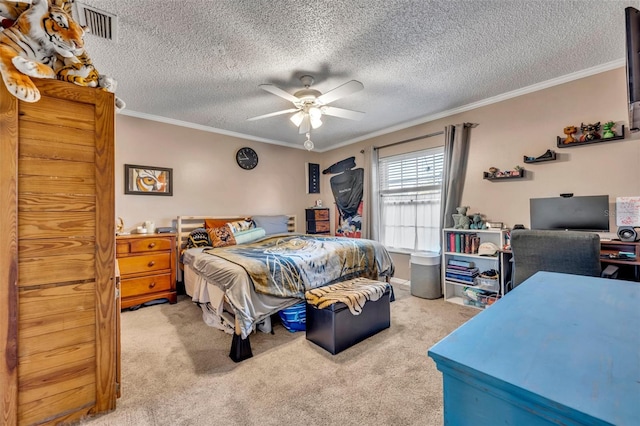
[304, 132, 314, 151]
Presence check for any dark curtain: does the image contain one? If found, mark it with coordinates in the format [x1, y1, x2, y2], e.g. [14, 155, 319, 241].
[440, 123, 474, 230]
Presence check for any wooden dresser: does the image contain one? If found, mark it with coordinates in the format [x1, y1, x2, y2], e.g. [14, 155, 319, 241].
[116, 233, 177, 309]
[306, 208, 330, 235]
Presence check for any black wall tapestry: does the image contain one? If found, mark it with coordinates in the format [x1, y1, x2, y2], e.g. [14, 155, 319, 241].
[328, 157, 363, 238]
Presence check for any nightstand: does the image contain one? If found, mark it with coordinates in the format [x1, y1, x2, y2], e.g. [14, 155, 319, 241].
[306, 208, 330, 235]
[116, 233, 177, 309]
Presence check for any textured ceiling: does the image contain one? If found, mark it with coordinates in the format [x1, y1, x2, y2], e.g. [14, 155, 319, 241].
[78, 0, 635, 151]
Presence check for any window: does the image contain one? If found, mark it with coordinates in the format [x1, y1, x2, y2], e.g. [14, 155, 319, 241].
[378, 146, 444, 252]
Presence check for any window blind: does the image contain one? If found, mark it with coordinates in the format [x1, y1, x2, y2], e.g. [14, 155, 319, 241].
[379, 147, 444, 195]
[378, 146, 444, 252]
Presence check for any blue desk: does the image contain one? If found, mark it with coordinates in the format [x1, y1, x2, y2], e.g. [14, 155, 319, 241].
[428, 271, 640, 425]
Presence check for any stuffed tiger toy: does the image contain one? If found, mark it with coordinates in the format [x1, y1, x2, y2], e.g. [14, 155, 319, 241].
[0, 0, 124, 110]
[0, 0, 84, 102]
[0, 0, 30, 24]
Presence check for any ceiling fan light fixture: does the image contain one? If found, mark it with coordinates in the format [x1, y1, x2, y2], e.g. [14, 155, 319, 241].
[290, 111, 304, 127]
[251, 75, 365, 139]
[310, 116, 323, 129]
[308, 106, 322, 119]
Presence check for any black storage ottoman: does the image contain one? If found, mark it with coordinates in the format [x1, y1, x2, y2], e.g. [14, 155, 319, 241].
[305, 284, 390, 355]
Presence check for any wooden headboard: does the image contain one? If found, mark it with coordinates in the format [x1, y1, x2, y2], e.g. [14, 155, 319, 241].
[176, 214, 297, 252]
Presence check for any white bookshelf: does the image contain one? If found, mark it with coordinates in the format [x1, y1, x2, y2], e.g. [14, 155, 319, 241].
[442, 228, 510, 309]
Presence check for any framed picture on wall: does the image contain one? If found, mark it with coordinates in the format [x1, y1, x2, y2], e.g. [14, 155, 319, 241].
[124, 164, 173, 196]
[306, 162, 320, 194]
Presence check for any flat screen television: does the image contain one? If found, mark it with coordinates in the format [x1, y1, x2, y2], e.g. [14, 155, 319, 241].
[530, 195, 610, 232]
[625, 6, 640, 132]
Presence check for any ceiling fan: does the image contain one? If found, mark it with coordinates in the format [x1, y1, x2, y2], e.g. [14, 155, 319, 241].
[247, 75, 365, 134]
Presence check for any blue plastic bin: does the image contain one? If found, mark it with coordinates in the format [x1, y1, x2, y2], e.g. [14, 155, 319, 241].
[278, 302, 306, 332]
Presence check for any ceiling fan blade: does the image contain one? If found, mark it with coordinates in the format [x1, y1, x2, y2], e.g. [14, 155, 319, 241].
[322, 106, 365, 120]
[317, 80, 364, 105]
[299, 115, 311, 134]
[247, 108, 299, 121]
[259, 84, 300, 104]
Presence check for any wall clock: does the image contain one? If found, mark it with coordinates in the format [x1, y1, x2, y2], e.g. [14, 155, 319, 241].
[236, 147, 258, 170]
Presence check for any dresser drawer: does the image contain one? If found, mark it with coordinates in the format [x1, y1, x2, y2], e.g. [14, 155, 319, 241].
[306, 208, 329, 221]
[116, 237, 173, 255]
[117, 253, 171, 275]
[116, 233, 177, 308]
[307, 221, 330, 233]
[121, 273, 171, 298]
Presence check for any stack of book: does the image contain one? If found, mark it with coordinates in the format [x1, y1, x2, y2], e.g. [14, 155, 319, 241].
[445, 259, 479, 284]
[445, 232, 481, 254]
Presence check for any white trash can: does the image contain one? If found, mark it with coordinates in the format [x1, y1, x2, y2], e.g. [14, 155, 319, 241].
[410, 251, 442, 299]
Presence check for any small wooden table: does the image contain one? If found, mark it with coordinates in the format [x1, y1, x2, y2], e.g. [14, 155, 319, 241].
[428, 271, 640, 425]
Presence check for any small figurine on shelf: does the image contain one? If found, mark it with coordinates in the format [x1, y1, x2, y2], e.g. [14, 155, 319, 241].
[470, 213, 487, 230]
[525, 149, 556, 162]
[512, 165, 524, 176]
[579, 122, 601, 142]
[563, 125, 578, 144]
[115, 217, 124, 235]
[535, 149, 555, 160]
[452, 206, 471, 229]
[487, 166, 499, 178]
[602, 121, 616, 138]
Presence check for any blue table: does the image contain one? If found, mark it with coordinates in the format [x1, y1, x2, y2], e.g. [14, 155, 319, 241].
[428, 271, 640, 425]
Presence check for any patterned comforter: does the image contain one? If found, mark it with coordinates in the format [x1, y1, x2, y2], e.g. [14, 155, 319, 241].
[204, 234, 393, 298]
[184, 233, 394, 339]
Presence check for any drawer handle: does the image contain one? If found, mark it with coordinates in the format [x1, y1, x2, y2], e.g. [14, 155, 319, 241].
[149, 282, 156, 289]
[148, 261, 155, 267]
[148, 242, 156, 248]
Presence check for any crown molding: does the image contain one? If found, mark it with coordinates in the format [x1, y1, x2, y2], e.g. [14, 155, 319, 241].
[120, 59, 625, 153]
[320, 59, 625, 152]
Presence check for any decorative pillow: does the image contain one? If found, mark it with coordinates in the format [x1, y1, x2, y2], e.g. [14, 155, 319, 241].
[206, 225, 237, 248]
[186, 227, 211, 249]
[251, 215, 289, 235]
[234, 227, 266, 245]
[226, 219, 254, 234]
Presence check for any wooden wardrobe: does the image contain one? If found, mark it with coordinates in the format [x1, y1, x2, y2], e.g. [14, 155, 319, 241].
[0, 78, 118, 425]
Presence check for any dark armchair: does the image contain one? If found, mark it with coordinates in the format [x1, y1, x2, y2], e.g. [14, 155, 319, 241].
[510, 229, 618, 288]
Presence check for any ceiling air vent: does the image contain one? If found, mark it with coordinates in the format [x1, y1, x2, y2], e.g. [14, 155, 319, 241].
[73, 2, 117, 41]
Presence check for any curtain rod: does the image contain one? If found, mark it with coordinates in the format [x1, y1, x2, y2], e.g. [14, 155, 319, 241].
[373, 130, 445, 151]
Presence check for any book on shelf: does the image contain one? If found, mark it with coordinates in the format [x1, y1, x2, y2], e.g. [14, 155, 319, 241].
[448, 259, 475, 268]
[446, 264, 479, 271]
[445, 275, 477, 285]
[464, 233, 471, 253]
[446, 270, 479, 280]
[445, 272, 475, 284]
[470, 236, 480, 254]
[445, 267, 479, 276]
[445, 231, 479, 254]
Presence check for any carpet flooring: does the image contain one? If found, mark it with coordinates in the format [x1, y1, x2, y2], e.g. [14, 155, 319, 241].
[77, 284, 476, 426]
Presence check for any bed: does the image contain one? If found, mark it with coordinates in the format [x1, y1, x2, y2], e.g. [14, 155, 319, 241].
[176, 215, 395, 361]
